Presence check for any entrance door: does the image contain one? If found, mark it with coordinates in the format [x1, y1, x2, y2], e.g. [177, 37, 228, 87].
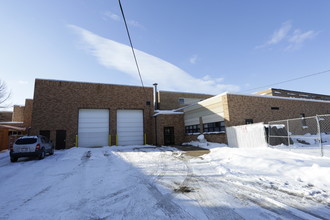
[164, 127, 175, 146]
[56, 130, 66, 149]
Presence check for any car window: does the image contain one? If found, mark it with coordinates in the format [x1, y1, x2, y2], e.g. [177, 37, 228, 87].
[15, 138, 37, 145]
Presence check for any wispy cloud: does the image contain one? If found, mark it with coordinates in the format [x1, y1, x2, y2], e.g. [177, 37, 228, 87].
[202, 75, 224, 83]
[267, 21, 292, 45]
[103, 11, 120, 21]
[189, 54, 198, 64]
[257, 20, 319, 51]
[286, 29, 319, 51]
[68, 25, 239, 94]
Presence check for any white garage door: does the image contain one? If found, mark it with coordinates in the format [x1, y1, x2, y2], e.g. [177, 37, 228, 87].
[117, 110, 144, 145]
[78, 109, 109, 147]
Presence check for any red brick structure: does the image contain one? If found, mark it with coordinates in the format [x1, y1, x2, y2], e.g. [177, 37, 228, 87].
[30, 79, 154, 148]
[18, 79, 330, 149]
[0, 112, 12, 122]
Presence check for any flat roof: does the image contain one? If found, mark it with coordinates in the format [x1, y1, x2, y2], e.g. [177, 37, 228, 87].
[35, 78, 153, 89]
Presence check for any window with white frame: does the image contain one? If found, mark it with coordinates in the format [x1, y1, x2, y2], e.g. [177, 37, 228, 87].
[185, 124, 200, 134]
[203, 121, 225, 132]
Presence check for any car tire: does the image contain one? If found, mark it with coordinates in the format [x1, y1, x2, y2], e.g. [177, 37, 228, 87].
[10, 157, 18, 162]
[49, 147, 54, 155]
[39, 149, 45, 160]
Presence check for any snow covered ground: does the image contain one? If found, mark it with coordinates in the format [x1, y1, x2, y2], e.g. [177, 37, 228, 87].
[0, 143, 330, 220]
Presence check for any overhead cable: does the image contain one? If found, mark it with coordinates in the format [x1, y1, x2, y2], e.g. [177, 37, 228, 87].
[118, 0, 147, 97]
[243, 69, 330, 93]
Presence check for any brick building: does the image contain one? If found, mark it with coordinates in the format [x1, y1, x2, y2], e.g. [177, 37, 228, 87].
[30, 79, 154, 148]
[255, 88, 330, 101]
[0, 100, 32, 150]
[10, 78, 330, 149]
[28, 79, 211, 148]
[183, 93, 330, 143]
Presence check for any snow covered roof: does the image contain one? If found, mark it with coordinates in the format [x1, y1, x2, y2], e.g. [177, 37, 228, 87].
[0, 121, 23, 124]
[228, 92, 330, 104]
[0, 124, 26, 131]
[153, 110, 184, 116]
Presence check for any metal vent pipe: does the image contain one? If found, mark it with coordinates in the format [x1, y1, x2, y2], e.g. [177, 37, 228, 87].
[153, 83, 159, 110]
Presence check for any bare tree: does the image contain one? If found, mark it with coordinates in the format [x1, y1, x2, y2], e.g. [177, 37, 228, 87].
[0, 79, 11, 109]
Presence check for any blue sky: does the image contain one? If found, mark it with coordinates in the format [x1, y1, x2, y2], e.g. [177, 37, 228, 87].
[1, 0, 330, 109]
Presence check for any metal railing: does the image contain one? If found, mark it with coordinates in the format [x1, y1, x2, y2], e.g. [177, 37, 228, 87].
[268, 114, 330, 157]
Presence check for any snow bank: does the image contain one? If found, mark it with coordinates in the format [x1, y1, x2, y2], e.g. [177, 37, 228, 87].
[201, 146, 330, 189]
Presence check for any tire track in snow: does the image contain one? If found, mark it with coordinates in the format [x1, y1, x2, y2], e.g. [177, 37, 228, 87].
[1, 150, 93, 219]
[169, 152, 330, 220]
[118, 149, 197, 219]
[173, 153, 245, 220]
[215, 176, 330, 220]
[188, 156, 330, 220]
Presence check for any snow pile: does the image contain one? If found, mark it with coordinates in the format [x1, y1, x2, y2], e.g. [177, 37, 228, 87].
[202, 146, 330, 189]
[183, 134, 226, 149]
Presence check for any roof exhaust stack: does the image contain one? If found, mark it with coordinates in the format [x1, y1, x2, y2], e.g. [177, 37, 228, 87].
[153, 83, 159, 110]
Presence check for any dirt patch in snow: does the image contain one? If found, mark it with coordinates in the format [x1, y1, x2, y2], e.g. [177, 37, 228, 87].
[174, 186, 194, 193]
[174, 145, 210, 157]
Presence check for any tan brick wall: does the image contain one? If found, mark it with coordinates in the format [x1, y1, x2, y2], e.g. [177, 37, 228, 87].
[256, 88, 330, 101]
[12, 106, 24, 122]
[0, 128, 9, 150]
[31, 79, 154, 148]
[155, 114, 184, 145]
[158, 91, 213, 110]
[225, 94, 330, 127]
[23, 99, 33, 128]
[0, 112, 12, 122]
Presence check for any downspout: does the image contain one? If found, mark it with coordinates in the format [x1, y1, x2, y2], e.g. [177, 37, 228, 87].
[153, 83, 159, 110]
[153, 83, 158, 145]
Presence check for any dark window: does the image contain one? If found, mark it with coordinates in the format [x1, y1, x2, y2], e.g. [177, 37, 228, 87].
[146, 101, 151, 106]
[185, 124, 200, 134]
[245, 119, 253, 124]
[15, 138, 37, 145]
[179, 98, 184, 105]
[203, 121, 225, 132]
[40, 130, 50, 139]
[300, 113, 307, 127]
[271, 107, 280, 110]
[9, 131, 22, 136]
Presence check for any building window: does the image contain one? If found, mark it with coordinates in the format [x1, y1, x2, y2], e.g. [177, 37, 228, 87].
[178, 98, 185, 105]
[203, 121, 225, 132]
[245, 119, 253, 124]
[185, 124, 200, 134]
[300, 113, 307, 128]
[40, 130, 50, 139]
[271, 107, 280, 110]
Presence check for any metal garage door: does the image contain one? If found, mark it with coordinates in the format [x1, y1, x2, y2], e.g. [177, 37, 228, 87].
[78, 109, 109, 147]
[117, 110, 144, 145]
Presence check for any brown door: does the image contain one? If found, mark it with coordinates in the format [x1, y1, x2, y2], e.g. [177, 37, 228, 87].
[164, 127, 175, 146]
[56, 130, 66, 149]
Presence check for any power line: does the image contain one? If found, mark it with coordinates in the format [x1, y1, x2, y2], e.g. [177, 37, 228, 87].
[243, 69, 330, 93]
[118, 0, 147, 96]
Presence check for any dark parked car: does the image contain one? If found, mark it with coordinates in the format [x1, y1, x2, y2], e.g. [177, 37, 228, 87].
[10, 135, 54, 162]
